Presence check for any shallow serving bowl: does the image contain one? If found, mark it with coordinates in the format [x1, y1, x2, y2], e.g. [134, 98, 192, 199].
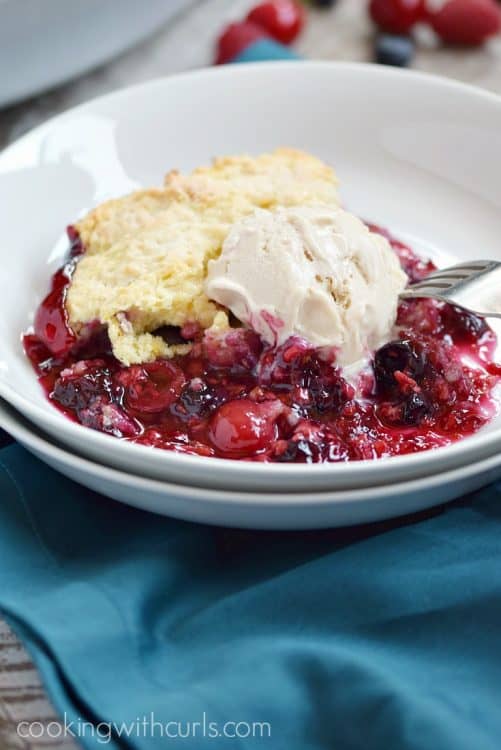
[2, 398, 500, 529]
[0, 62, 500, 494]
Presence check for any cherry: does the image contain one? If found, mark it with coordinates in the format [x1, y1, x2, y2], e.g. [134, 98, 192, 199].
[23, 334, 52, 372]
[34, 266, 77, 357]
[209, 399, 282, 456]
[215, 21, 267, 64]
[115, 361, 186, 414]
[247, 0, 305, 45]
[428, 0, 501, 46]
[369, 0, 425, 34]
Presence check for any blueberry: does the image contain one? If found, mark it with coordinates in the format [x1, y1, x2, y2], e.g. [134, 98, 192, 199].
[173, 379, 220, 420]
[53, 366, 113, 410]
[303, 370, 347, 415]
[375, 34, 415, 68]
[401, 391, 430, 426]
[295, 355, 350, 416]
[374, 340, 426, 395]
[311, 0, 338, 7]
[378, 391, 431, 427]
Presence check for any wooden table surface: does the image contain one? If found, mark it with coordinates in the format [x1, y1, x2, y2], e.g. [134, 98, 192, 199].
[1, 0, 501, 746]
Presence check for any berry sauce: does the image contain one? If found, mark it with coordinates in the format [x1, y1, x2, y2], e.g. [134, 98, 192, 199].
[23, 224, 501, 463]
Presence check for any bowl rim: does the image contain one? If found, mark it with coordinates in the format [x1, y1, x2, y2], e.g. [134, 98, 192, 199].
[1, 59, 501, 481]
[2, 396, 500, 506]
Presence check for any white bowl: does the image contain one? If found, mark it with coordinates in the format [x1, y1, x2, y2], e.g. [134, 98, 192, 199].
[2, 397, 500, 529]
[0, 62, 500, 493]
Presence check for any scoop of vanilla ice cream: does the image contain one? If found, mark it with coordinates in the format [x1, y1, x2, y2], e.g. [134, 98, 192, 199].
[205, 205, 408, 368]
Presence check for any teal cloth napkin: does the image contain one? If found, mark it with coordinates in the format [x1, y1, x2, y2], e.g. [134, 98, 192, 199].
[1, 441, 501, 750]
[232, 39, 300, 63]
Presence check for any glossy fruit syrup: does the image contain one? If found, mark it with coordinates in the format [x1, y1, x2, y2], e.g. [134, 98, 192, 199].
[23, 224, 501, 462]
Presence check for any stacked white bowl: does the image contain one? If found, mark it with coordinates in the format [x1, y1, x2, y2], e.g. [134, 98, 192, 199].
[1, 63, 500, 528]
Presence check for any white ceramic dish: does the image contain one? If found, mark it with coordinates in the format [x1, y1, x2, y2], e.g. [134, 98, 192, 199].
[0, 62, 500, 493]
[1, 397, 500, 529]
[0, 0, 194, 107]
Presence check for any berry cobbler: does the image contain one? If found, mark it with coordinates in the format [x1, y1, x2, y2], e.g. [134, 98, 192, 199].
[23, 149, 501, 462]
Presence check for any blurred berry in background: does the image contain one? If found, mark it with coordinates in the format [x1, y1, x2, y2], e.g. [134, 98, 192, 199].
[375, 33, 416, 66]
[370, 0, 501, 47]
[246, 0, 305, 43]
[214, 0, 501, 70]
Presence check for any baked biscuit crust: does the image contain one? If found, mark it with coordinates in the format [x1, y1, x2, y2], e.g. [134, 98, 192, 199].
[67, 149, 339, 365]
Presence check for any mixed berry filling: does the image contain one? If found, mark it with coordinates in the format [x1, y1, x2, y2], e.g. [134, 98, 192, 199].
[23, 224, 501, 463]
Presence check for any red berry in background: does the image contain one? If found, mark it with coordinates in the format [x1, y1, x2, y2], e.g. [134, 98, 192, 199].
[369, 0, 425, 34]
[246, 0, 305, 45]
[215, 21, 268, 64]
[428, 0, 501, 45]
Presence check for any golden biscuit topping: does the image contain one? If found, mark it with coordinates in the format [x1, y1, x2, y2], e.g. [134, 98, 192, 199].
[67, 149, 339, 365]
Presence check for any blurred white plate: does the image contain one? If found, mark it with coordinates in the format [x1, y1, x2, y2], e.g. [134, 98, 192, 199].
[1, 397, 500, 529]
[0, 0, 195, 107]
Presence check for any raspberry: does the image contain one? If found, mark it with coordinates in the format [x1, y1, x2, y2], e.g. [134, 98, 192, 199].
[369, 0, 425, 34]
[428, 0, 501, 45]
[247, 0, 305, 45]
[215, 21, 268, 64]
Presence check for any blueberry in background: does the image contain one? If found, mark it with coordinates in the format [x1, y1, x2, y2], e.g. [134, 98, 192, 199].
[309, 0, 338, 8]
[375, 33, 415, 67]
